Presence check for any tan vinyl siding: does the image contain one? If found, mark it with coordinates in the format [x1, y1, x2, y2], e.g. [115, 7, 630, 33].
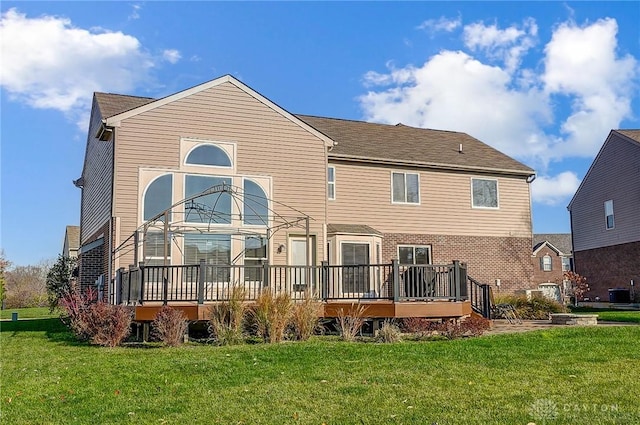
[113, 82, 326, 267]
[80, 99, 113, 244]
[570, 132, 640, 252]
[328, 161, 532, 237]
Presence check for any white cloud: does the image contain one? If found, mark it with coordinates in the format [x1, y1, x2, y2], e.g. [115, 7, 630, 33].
[128, 4, 142, 21]
[359, 17, 638, 205]
[531, 172, 581, 205]
[463, 18, 538, 73]
[542, 18, 637, 159]
[162, 49, 182, 64]
[416, 15, 461, 34]
[0, 8, 154, 126]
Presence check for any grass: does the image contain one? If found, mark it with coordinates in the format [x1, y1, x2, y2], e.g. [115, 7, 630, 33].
[0, 307, 56, 320]
[570, 307, 640, 323]
[1, 318, 639, 424]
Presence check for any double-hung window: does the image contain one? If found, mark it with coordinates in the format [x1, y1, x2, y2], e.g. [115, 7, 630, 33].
[244, 236, 267, 282]
[392, 172, 419, 204]
[328, 166, 336, 200]
[398, 245, 432, 265]
[541, 255, 552, 271]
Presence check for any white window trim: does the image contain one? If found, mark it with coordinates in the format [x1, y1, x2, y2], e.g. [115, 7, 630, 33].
[328, 166, 336, 201]
[471, 177, 500, 209]
[604, 200, 614, 230]
[181, 138, 236, 172]
[391, 171, 421, 205]
[542, 255, 552, 271]
[242, 177, 271, 228]
[397, 245, 432, 265]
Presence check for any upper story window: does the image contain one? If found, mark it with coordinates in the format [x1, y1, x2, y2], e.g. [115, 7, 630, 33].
[398, 245, 431, 265]
[185, 175, 232, 224]
[185, 144, 232, 167]
[328, 166, 336, 200]
[143, 174, 172, 221]
[472, 178, 498, 209]
[604, 200, 614, 230]
[541, 255, 552, 271]
[392, 172, 419, 204]
[243, 179, 268, 226]
[561, 257, 571, 272]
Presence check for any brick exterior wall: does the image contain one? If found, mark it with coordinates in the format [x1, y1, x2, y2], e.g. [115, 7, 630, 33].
[574, 240, 640, 300]
[78, 221, 111, 297]
[532, 247, 565, 286]
[383, 233, 534, 293]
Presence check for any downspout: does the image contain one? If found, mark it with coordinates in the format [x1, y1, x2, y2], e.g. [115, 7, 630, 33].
[108, 123, 116, 302]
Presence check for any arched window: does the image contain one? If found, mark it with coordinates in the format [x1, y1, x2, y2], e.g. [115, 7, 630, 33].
[185, 144, 232, 167]
[244, 179, 268, 225]
[143, 174, 172, 221]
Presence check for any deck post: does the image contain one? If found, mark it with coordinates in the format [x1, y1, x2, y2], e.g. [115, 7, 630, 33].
[321, 261, 328, 300]
[116, 267, 124, 305]
[263, 260, 270, 289]
[198, 259, 205, 305]
[452, 260, 461, 300]
[482, 284, 491, 318]
[162, 276, 168, 306]
[392, 259, 400, 302]
[138, 261, 145, 305]
[128, 265, 135, 305]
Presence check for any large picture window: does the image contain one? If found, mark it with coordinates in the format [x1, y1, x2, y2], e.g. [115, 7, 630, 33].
[472, 178, 498, 208]
[184, 234, 231, 282]
[185, 175, 232, 224]
[342, 243, 370, 294]
[392, 172, 419, 204]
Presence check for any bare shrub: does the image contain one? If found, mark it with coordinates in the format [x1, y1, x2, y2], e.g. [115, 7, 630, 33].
[400, 317, 435, 335]
[461, 315, 491, 337]
[59, 287, 132, 347]
[336, 303, 368, 342]
[375, 320, 402, 343]
[251, 289, 294, 343]
[152, 306, 189, 346]
[291, 291, 322, 341]
[208, 285, 248, 345]
[435, 319, 465, 340]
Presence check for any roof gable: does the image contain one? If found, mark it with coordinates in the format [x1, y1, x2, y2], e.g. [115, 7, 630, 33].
[567, 129, 640, 209]
[94, 92, 154, 118]
[102, 75, 334, 147]
[297, 115, 534, 175]
[533, 233, 572, 255]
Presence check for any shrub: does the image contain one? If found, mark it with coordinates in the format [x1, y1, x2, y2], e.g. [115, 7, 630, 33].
[375, 320, 402, 343]
[46, 255, 77, 311]
[461, 315, 491, 337]
[152, 306, 189, 346]
[251, 290, 294, 343]
[59, 287, 132, 347]
[208, 285, 248, 345]
[401, 317, 435, 335]
[290, 291, 322, 341]
[435, 319, 465, 340]
[494, 294, 565, 320]
[336, 303, 368, 342]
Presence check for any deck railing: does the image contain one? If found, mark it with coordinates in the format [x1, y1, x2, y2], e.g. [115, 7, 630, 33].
[115, 259, 470, 305]
[468, 275, 491, 318]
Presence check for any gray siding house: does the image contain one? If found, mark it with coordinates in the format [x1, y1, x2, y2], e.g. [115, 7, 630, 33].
[568, 130, 640, 299]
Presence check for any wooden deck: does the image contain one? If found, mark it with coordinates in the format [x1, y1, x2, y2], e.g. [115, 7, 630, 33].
[130, 299, 472, 322]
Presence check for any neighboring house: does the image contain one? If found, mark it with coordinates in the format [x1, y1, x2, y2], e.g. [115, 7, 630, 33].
[568, 130, 640, 299]
[75, 75, 535, 303]
[62, 225, 80, 258]
[532, 233, 573, 285]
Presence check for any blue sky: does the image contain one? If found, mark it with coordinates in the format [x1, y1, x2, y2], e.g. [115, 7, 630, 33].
[1, 2, 639, 266]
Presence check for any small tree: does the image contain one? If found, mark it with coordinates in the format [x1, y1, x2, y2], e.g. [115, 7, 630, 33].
[0, 251, 10, 309]
[46, 255, 78, 311]
[564, 271, 588, 306]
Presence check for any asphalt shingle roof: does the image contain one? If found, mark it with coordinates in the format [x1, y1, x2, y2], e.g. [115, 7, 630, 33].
[327, 224, 383, 235]
[65, 225, 80, 251]
[94, 92, 155, 119]
[90, 92, 534, 174]
[616, 129, 640, 144]
[533, 233, 572, 255]
[296, 115, 534, 175]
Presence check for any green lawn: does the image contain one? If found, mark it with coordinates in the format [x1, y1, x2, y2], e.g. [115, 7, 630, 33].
[1, 319, 639, 425]
[0, 307, 56, 320]
[571, 307, 640, 323]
